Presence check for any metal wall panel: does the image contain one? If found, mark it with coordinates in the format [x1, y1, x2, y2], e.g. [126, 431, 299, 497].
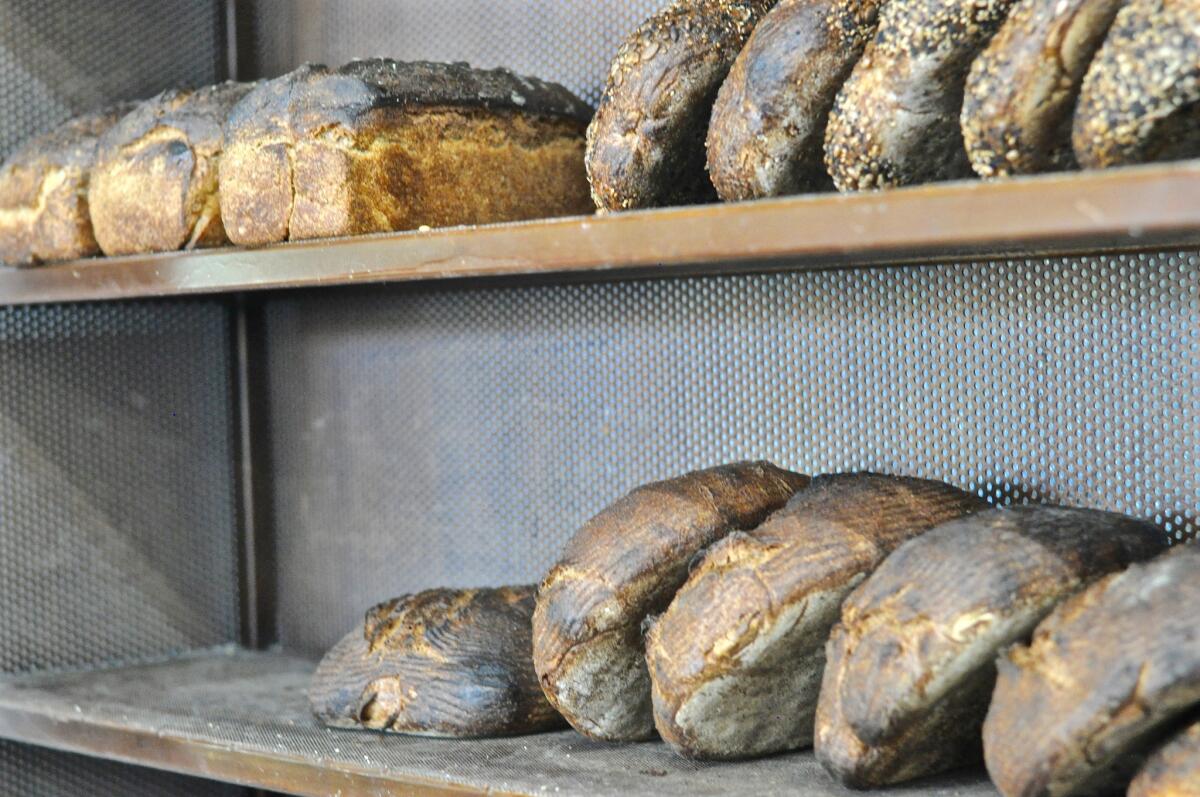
[262, 252, 1200, 657]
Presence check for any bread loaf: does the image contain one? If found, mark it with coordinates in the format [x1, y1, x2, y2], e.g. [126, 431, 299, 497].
[983, 544, 1200, 797]
[815, 506, 1165, 787]
[824, 0, 1019, 190]
[309, 585, 563, 737]
[0, 104, 133, 267]
[585, 0, 779, 211]
[961, 0, 1126, 176]
[1129, 721, 1200, 797]
[646, 472, 986, 759]
[220, 59, 591, 245]
[1072, 0, 1200, 168]
[532, 462, 808, 741]
[89, 82, 252, 256]
[706, 0, 883, 199]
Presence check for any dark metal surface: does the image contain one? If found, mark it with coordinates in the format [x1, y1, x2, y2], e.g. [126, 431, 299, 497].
[4, 163, 1200, 305]
[0, 650, 998, 797]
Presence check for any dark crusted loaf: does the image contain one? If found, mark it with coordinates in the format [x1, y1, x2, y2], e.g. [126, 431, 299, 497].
[646, 473, 986, 759]
[815, 505, 1165, 788]
[0, 104, 133, 266]
[983, 544, 1200, 797]
[309, 585, 564, 737]
[962, 0, 1126, 176]
[585, 0, 778, 211]
[706, 0, 884, 199]
[220, 59, 592, 245]
[89, 82, 252, 256]
[532, 461, 807, 741]
[1072, 0, 1200, 168]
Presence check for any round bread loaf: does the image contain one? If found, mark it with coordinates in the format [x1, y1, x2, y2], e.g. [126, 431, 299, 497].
[824, 0, 1019, 191]
[309, 585, 563, 737]
[815, 505, 1165, 787]
[706, 0, 884, 199]
[1072, 0, 1200, 168]
[89, 82, 253, 256]
[585, 0, 779, 211]
[220, 59, 591, 245]
[647, 472, 986, 759]
[0, 104, 134, 267]
[983, 544, 1200, 797]
[532, 461, 808, 741]
[1128, 721, 1200, 797]
[962, 0, 1126, 176]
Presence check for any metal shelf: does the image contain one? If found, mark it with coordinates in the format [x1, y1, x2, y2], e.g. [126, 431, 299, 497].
[2, 162, 1200, 306]
[0, 649, 997, 796]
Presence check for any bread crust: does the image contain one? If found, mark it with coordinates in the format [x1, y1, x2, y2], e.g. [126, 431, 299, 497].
[983, 545, 1200, 797]
[1129, 721, 1200, 797]
[0, 104, 133, 266]
[815, 505, 1165, 787]
[309, 585, 564, 737]
[961, 0, 1125, 177]
[647, 472, 986, 759]
[89, 82, 252, 256]
[585, 0, 778, 211]
[706, 0, 883, 199]
[220, 59, 591, 245]
[532, 461, 808, 741]
[824, 0, 1019, 190]
[1072, 0, 1200, 168]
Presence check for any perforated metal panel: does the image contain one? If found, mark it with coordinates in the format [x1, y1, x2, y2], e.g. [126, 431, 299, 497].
[262, 251, 1200, 656]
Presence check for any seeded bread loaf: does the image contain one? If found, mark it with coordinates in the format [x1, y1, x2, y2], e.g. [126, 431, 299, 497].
[586, 0, 779, 211]
[309, 585, 563, 737]
[983, 545, 1200, 797]
[89, 82, 253, 256]
[532, 462, 808, 741]
[220, 59, 592, 245]
[1129, 721, 1200, 797]
[1072, 0, 1200, 168]
[646, 473, 986, 759]
[962, 0, 1126, 176]
[0, 104, 133, 267]
[706, 0, 883, 199]
[815, 506, 1164, 787]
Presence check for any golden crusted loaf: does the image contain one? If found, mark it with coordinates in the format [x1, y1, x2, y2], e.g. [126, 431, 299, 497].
[585, 0, 779, 211]
[0, 104, 133, 267]
[89, 82, 253, 256]
[309, 585, 563, 737]
[646, 472, 986, 759]
[983, 544, 1200, 797]
[1129, 721, 1200, 797]
[815, 505, 1165, 787]
[532, 462, 808, 741]
[706, 0, 884, 199]
[220, 59, 592, 245]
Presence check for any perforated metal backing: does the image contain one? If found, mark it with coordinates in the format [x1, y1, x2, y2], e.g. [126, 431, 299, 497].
[0, 0, 223, 158]
[238, 0, 662, 105]
[263, 252, 1199, 656]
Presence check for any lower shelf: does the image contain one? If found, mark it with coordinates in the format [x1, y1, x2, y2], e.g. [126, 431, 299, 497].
[0, 649, 997, 796]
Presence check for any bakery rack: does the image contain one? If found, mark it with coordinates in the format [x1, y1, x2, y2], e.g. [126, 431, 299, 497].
[0, 2, 1196, 796]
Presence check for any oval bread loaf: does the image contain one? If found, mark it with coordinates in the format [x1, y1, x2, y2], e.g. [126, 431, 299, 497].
[585, 0, 779, 211]
[814, 505, 1165, 788]
[824, 0, 1019, 190]
[646, 472, 986, 759]
[706, 0, 884, 199]
[1072, 0, 1200, 168]
[983, 544, 1200, 797]
[309, 585, 563, 737]
[961, 0, 1126, 176]
[0, 104, 134, 267]
[532, 461, 808, 741]
[1128, 721, 1200, 797]
[89, 82, 253, 256]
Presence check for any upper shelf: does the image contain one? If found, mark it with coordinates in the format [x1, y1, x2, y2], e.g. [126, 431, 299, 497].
[3, 161, 1200, 306]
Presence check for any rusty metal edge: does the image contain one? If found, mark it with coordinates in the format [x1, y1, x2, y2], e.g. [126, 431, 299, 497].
[1, 161, 1199, 305]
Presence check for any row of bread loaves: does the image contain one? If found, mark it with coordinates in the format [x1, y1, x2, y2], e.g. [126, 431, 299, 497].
[0, 59, 593, 267]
